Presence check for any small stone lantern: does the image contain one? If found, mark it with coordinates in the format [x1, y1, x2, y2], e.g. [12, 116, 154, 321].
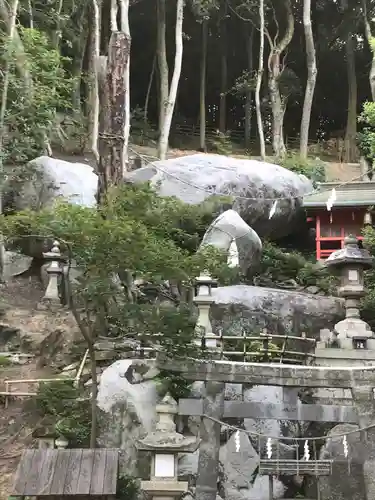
[40, 240, 65, 307]
[325, 235, 374, 349]
[55, 435, 69, 449]
[32, 421, 58, 449]
[193, 271, 217, 349]
[136, 394, 199, 500]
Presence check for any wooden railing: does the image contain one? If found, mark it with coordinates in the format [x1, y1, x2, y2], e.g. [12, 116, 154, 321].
[1, 349, 89, 407]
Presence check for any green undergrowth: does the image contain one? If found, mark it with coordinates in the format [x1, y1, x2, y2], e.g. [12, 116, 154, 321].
[33, 380, 91, 446]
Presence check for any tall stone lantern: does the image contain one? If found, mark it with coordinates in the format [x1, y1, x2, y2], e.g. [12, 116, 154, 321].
[193, 271, 217, 349]
[136, 394, 199, 500]
[325, 235, 374, 349]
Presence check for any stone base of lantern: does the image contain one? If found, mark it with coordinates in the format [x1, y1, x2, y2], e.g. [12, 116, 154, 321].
[141, 480, 188, 496]
[315, 344, 375, 404]
[36, 298, 64, 311]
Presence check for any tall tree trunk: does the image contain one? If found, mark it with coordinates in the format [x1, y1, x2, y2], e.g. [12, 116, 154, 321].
[110, 0, 118, 31]
[119, 0, 131, 173]
[255, 0, 265, 160]
[362, 0, 375, 100]
[156, 0, 169, 135]
[245, 25, 254, 149]
[0, 0, 32, 89]
[269, 56, 286, 158]
[97, 33, 131, 202]
[87, 0, 101, 162]
[0, 0, 19, 282]
[267, 0, 294, 158]
[219, 3, 227, 133]
[199, 19, 208, 151]
[144, 54, 156, 123]
[158, 0, 184, 160]
[300, 0, 317, 159]
[344, 33, 357, 163]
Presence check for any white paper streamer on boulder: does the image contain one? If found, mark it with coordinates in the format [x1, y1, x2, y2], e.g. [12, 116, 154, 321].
[227, 239, 239, 268]
[269, 200, 278, 219]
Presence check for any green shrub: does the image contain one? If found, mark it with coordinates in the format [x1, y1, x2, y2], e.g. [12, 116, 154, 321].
[279, 153, 326, 186]
[35, 380, 91, 446]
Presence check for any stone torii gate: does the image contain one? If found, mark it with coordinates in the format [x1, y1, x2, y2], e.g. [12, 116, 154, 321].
[126, 237, 375, 500]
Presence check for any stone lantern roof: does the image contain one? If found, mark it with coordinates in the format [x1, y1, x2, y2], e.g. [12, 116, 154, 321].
[325, 235, 373, 269]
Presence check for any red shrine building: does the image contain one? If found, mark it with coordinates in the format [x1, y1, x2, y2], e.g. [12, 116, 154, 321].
[303, 181, 374, 260]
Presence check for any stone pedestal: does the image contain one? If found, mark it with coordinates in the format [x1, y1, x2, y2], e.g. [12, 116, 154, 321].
[314, 236, 375, 500]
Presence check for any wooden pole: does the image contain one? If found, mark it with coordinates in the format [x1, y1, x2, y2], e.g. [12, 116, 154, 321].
[268, 475, 273, 500]
[97, 31, 131, 204]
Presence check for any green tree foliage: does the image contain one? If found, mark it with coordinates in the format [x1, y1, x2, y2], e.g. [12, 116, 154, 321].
[0, 183, 235, 355]
[252, 241, 337, 293]
[358, 101, 375, 166]
[1, 27, 74, 164]
[361, 226, 375, 327]
[35, 380, 91, 446]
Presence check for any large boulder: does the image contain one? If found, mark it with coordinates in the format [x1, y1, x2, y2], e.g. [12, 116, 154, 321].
[126, 154, 313, 239]
[211, 285, 344, 338]
[199, 210, 262, 274]
[12, 156, 98, 211]
[316, 424, 365, 500]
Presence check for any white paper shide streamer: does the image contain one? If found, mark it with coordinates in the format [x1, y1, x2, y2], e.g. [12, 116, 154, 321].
[326, 188, 337, 212]
[266, 438, 272, 458]
[228, 239, 239, 268]
[269, 200, 278, 220]
[234, 430, 241, 452]
[303, 440, 310, 461]
[343, 435, 348, 458]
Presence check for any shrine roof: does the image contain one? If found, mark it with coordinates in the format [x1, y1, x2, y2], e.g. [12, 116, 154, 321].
[303, 181, 375, 208]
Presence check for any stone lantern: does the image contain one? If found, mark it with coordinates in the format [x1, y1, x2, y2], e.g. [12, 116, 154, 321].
[193, 271, 217, 349]
[325, 235, 374, 349]
[136, 394, 199, 500]
[40, 240, 65, 306]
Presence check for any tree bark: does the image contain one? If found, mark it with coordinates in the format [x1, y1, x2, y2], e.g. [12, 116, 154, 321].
[0, 0, 19, 282]
[245, 25, 254, 149]
[87, 0, 101, 162]
[344, 32, 357, 163]
[144, 54, 156, 123]
[0, 0, 32, 89]
[300, 0, 317, 159]
[267, 0, 294, 158]
[219, 3, 227, 133]
[97, 32, 131, 203]
[255, 0, 265, 160]
[158, 0, 184, 160]
[111, 0, 118, 31]
[199, 19, 208, 151]
[156, 0, 169, 134]
[119, 0, 131, 172]
[362, 0, 375, 100]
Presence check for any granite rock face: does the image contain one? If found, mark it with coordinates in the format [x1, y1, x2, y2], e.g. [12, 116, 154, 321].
[317, 424, 365, 500]
[126, 154, 313, 239]
[211, 285, 344, 338]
